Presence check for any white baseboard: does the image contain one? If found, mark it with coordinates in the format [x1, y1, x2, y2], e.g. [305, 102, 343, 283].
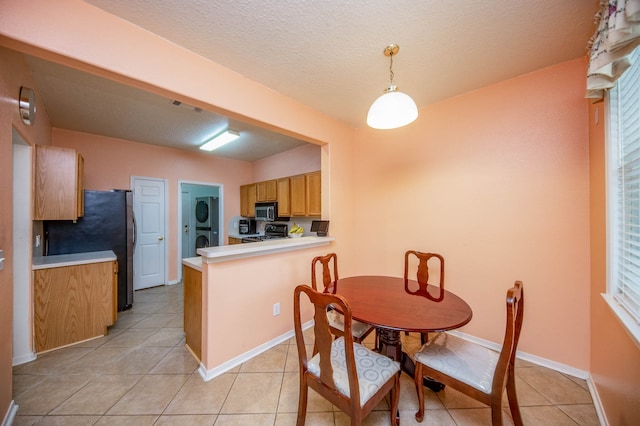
[167, 279, 180, 286]
[446, 330, 589, 379]
[198, 320, 313, 382]
[12, 352, 36, 367]
[587, 374, 609, 426]
[446, 329, 608, 424]
[2, 400, 18, 426]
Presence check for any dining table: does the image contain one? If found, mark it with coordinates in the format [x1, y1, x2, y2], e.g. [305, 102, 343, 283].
[329, 275, 473, 391]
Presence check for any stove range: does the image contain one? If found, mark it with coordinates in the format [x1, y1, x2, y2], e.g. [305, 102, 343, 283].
[241, 223, 289, 243]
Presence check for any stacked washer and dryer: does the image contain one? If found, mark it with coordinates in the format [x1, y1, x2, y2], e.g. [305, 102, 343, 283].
[195, 196, 219, 252]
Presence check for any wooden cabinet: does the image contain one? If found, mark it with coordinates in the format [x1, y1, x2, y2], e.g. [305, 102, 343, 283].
[183, 265, 202, 361]
[33, 261, 117, 353]
[228, 236, 242, 245]
[34, 145, 84, 220]
[256, 179, 277, 202]
[240, 171, 321, 217]
[276, 178, 291, 216]
[290, 174, 307, 216]
[240, 184, 256, 217]
[306, 171, 321, 216]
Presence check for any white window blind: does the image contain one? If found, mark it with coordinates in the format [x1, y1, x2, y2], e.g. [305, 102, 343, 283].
[610, 47, 640, 323]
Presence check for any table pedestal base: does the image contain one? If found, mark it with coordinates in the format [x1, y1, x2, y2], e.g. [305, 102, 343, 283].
[376, 327, 445, 393]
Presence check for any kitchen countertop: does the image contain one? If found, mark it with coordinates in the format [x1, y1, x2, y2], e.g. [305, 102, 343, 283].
[33, 250, 117, 270]
[193, 236, 335, 264]
[182, 256, 202, 271]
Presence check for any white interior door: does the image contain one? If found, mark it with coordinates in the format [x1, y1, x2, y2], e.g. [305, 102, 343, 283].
[133, 177, 167, 290]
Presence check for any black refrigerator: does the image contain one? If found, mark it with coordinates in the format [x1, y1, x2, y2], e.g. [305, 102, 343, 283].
[44, 190, 135, 311]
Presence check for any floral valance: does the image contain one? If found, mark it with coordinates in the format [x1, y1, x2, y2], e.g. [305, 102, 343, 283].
[587, 0, 640, 100]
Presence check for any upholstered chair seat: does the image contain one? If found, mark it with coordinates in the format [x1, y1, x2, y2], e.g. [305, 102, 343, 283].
[414, 332, 498, 394]
[307, 336, 400, 406]
[326, 309, 375, 341]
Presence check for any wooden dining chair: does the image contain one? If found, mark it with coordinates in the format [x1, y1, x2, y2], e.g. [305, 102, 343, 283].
[311, 253, 375, 343]
[404, 250, 445, 344]
[413, 281, 524, 426]
[293, 284, 401, 426]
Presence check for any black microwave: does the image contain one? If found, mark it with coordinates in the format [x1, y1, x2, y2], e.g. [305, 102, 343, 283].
[254, 202, 288, 222]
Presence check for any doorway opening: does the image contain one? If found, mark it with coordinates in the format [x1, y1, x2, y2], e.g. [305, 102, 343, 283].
[178, 181, 222, 281]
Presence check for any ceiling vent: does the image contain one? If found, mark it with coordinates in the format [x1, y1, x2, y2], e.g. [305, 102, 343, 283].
[170, 99, 202, 113]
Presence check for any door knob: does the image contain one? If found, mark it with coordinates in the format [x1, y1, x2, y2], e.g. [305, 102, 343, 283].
[158, 236, 164, 241]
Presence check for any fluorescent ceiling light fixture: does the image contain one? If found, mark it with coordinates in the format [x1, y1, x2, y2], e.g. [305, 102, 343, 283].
[367, 44, 418, 130]
[200, 129, 240, 151]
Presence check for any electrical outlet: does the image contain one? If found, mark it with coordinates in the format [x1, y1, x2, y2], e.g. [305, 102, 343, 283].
[273, 302, 280, 316]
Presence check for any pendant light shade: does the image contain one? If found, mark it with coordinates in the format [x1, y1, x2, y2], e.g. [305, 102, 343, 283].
[367, 86, 418, 129]
[367, 44, 418, 130]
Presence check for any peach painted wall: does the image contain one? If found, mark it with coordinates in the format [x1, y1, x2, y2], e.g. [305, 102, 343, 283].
[52, 129, 254, 282]
[0, 46, 53, 422]
[253, 143, 322, 182]
[588, 102, 640, 422]
[353, 58, 591, 370]
[200, 245, 330, 369]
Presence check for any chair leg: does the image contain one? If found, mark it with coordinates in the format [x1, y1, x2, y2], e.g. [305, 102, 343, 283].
[420, 332, 428, 345]
[414, 362, 425, 422]
[296, 377, 308, 426]
[506, 368, 523, 426]
[490, 400, 503, 426]
[389, 373, 401, 426]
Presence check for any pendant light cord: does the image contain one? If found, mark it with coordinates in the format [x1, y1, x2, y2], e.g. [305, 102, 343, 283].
[389, 53, 395, 85]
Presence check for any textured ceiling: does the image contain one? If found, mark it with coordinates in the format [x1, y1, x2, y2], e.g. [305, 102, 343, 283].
[28, 1, 599, 161]
[86, 0, 599, 127]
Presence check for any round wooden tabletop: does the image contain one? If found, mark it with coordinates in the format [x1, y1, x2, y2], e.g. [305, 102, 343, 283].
[332, 275, 473, 332]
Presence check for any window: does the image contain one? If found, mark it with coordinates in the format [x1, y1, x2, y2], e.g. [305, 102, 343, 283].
[606, 47, 640, 347]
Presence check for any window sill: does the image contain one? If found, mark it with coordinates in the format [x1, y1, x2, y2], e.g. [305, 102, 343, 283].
[601, 293, 640, 351]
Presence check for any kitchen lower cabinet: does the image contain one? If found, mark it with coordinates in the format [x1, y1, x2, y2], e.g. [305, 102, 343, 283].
[34, 260, 117, 353]
[183, 265, 202, 361]
[228, 236, 242, 245]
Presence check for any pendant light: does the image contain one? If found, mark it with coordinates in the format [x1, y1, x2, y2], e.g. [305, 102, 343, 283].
[367, 44, 418, 130]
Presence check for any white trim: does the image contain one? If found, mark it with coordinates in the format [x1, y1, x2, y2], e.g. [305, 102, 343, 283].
[167, 279, 181, 285]
[587, 374, 609, 426]
[1, 400, 18, 426]
[177, 180, 224, 283]
[12, 351, 36, 367]
[446, 330, 589, 379]
[198, 320, 314, 382]
[601, 293, 640, 350]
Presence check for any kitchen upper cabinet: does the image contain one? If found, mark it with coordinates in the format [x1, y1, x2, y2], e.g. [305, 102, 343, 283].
[240, 184, 256, 217]
[240, 171, 320, 217]
[34, 145, 84, 220]
[290, 174, 307, 216]
[306, 171, 321, 216]
[276, 178, 291, 216]
[256, 179, 277, 202]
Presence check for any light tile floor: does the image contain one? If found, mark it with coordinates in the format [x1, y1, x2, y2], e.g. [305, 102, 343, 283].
[12, 283, 601, 425]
